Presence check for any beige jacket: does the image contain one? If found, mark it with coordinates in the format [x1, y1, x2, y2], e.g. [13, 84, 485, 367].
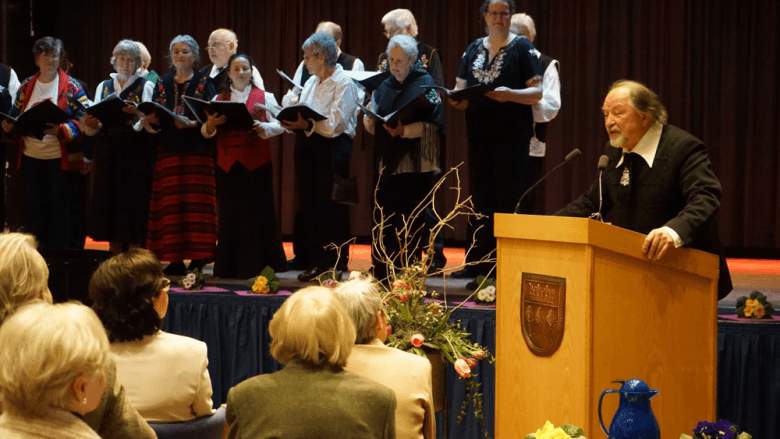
[111, 331, 215, 422]
[344, 339, 435, 439]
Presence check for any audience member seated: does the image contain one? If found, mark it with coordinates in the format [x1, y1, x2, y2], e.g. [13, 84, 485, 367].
[0, 302, 109, 439]
[0, 232, 155, 439]
[90, 248, 215, 422]
[225, 286, 397, 439]
[335, 277, 435, 439]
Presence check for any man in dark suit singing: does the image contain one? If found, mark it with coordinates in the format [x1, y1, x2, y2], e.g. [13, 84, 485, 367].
[556, 80, 732, 300]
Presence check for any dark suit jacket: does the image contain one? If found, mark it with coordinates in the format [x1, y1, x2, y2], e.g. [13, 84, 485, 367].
[556, 124, 732, 299]
[226, 357, 397, 439]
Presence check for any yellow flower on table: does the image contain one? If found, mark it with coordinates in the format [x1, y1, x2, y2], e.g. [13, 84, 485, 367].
[746, 299, 759, 308]
[744, 305, 755, 317]
[753, 303, 766, 318]
[536, 421, 571, 439]
[252, 276, 270, 294]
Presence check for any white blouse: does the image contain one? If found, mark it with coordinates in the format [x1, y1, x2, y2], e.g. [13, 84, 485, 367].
[199, 86, 286, 139]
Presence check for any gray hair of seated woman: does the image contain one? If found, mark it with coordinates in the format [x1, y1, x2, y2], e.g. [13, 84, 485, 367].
[0, 302, 108, 418]
[0, 232, 52, 325]
[167, 34, 201, 69]
[333, 277, 385, 345]
[269, 286, 355, 367]
[302, 32, 339, 68]
[387, 34, 419, 61]
[110, 39, 142, 71]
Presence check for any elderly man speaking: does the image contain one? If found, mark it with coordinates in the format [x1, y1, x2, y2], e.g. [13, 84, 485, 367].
[555, 80, 732, 300]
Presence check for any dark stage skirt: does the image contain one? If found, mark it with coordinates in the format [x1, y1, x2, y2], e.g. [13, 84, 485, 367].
[88, 128, 154, 243]
[146, 149, 217, 261]
[214, 162, 287, 278]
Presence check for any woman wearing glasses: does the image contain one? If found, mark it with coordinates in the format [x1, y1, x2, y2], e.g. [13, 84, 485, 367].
[1, 37, 89, 250]
[448, 0, 542, 285]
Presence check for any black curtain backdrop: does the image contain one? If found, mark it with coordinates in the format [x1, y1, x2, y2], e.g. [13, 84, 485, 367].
[3, 0, 779, 256]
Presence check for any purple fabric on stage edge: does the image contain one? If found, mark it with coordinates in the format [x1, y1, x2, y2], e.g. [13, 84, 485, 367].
[170, 286, 230, 293]
[718, 314, 780, 322]
[234, 290, 294, 297]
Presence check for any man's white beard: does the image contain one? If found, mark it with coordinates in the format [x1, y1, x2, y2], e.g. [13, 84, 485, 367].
[609, 134, 628, 148]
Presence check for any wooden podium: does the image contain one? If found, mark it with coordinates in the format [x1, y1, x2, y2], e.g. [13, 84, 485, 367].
[494, 214, 718, 438]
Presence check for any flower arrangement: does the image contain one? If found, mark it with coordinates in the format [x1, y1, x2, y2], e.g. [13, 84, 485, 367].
[368, 166, 497, 435]
[473, 276, 497, 306]
[680, 419, 752, 439]
[179, 268, 205, 290]
[247, 266, 280, 295]
[524, 421, 585, 439]
[736, 291, 774, 319]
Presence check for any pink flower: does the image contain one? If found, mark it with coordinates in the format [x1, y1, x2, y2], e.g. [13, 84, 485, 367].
[411, 333, 425, 347]
[322, 279, 338, 288]
[454, 358, 471, 378]
[473, 350, 485, 360]
[386, 324, 392, 336]
[392, 279, 411, 291]
[466, 357, 478, 369]
[399, 294, 408, 302]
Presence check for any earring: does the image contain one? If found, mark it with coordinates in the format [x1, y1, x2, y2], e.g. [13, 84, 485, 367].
[82, 397, 88, 405]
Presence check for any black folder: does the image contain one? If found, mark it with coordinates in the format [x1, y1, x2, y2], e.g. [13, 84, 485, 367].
[346, 71, 390, 94]
[134, 101, 192, 127]
[428, 83, 489, 101]
[182, 96, 256, 132]
[83, 94, 136, 127]
[0, 99, 71, 140]
[358, 91, 435, 127]
[255, 103, 327, 124]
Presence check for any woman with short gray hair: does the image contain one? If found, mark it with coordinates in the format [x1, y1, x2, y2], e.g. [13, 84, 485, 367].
[334, 277, 436, 439]
[0, 302, 109, 438]
[144, 35, 218, 275]
[365, 34, 445, 281]
[271, 32, 360, 282]
[378, 9, 444, 88]
[82, 39, 156, 254]
[226, 286, 397, 438]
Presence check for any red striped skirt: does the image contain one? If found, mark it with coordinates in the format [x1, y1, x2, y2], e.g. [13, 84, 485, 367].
[146, 150, 217, 261]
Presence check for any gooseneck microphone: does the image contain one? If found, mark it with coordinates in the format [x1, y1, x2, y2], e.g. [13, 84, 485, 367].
[589, 155, 610, 222]
[514, 148, 582, 214]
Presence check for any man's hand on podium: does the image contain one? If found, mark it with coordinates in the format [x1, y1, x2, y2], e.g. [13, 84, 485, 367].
[643, 228, 674, 261]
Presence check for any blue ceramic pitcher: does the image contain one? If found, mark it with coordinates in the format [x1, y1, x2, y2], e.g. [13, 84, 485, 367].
[598, 379, 660, 439]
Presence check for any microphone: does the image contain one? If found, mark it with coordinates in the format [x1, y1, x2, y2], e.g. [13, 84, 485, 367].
[589, 155, 610, 222]
[514, 148, 582, 214]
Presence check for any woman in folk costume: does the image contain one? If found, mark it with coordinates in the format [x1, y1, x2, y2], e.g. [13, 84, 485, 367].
[82, 39, 155, 254]
[1, 36, 89, 250]
[144, 35, 217, 276]
[201, 53, 287, 278]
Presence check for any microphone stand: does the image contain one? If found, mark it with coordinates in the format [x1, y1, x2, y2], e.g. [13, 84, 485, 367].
[514, 149, 581, 214]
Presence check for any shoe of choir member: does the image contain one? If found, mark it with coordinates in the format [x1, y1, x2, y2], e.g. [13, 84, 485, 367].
[81, 39, 155, 255]
[226, 286, 397, 439]
[90, 249, 216, 423]
[335, 277, 436, 439]
[0, 232, 156, 439]
[200, 53, 287, 278]
[143, 35, 218, 271]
